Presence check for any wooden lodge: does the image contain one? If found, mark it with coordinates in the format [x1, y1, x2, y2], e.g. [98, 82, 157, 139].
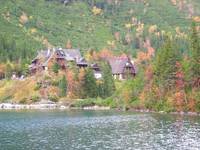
[29, 48, 85, 74]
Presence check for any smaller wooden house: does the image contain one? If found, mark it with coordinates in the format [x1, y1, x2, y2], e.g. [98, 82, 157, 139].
[107, 57, 136, 80]
[77, 58, 88, 69]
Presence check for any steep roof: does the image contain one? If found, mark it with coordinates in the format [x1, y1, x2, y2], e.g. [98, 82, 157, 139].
[108, 57, 135, 74]
[62, 48, 81, 61]
[77, 58, 88, 66]
[32, 48, 82, 66]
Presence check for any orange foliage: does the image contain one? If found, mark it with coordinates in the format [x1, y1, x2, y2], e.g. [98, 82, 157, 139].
[19, 12, 28, 24]
[125, 33, 132, 44]
[174, 91, 185, 112]
[175, 62, 185, 89]
[0, 64, 6, 73]
[48, 86, 59, 97]
[114, 32, 120, 41]
[136, 39, 155, 63]
[145, 65, 153, 81]
[66, 39, 72, 49]
[92, 6, 102, 15]
[174, 62, 186, 112]
[188, 98, 196, 112]
[42, 38, 53, 49]
[98, 49, 114, 59]
[193, 16, 200, 23]
[66, 70, 75, 98]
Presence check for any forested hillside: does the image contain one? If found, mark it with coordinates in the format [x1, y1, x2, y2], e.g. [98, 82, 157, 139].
[0, 0, 200, 63]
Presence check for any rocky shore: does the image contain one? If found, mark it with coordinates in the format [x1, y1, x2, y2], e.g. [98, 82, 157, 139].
[0, 103, 110, 110]
[0, 103, 67, 110]
[0, 103, 199, 116]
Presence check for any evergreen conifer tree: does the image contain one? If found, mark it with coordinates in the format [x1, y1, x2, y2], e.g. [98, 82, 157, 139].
[83, 68, 97, 98]
[101, 62, 115, 98]
[59, 75, 67, 97]
[154, 36, 181, 90]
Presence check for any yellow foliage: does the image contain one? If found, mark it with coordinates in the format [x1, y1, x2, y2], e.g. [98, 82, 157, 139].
[193, 16, 200, 23]
[2, 11, 10, 21]
[0, 78, 39, 103]
[30, 28, 37, 34]
[136, 23, 144, 35]
[19, 12, 28, 24]
[42, 38, 53, 48]
[125, 23, 132, 29]
[18, 24, 23, 27]
[13, 80, 36, 102]
[92, 6, 102, 15]
[148, 25, 157, 33]
[161, 30, 166, 35]
[107, 40, 115, 46]
[170, 0, 177, 6]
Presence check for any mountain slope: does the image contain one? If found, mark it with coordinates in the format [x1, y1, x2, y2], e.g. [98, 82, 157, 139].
[0, 0, 199, 61]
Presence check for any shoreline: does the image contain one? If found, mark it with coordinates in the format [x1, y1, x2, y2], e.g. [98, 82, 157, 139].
[0, 103, 111, 111]
[0, 103, 200, 116]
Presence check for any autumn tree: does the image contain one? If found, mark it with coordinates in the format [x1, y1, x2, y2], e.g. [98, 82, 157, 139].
[174, 62, 185, 112]
[190, 22, 200, 88]
[66, 39, 72, 49]
[76, 68, 85, 98]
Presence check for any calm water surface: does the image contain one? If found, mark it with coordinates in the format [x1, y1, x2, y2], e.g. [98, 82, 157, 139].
[0, 110, 200, 150]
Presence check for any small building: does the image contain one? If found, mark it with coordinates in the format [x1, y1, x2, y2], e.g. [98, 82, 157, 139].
[91, 63, 102, 79]
[77, 58, 88, 68]
[108, 57, 136, 80]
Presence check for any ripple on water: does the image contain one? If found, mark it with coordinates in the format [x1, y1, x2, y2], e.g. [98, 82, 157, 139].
[0, 111, 200, 150]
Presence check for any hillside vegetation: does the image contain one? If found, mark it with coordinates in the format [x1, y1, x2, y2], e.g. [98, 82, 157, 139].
[0, 0, 200, 62]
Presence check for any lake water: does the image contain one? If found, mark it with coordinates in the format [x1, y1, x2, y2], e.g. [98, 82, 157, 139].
[0, 110, 200, 150]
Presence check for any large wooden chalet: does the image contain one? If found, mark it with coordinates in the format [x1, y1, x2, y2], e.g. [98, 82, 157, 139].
[29, 48, 87, 74]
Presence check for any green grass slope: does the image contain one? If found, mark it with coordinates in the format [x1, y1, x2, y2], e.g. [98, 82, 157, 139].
[0, 0, 199, 60]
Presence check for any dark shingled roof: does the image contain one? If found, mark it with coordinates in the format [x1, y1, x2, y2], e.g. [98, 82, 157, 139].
[108, 57, 135, 74]
[33, 48, 82, 66]
[77, 58, 88, 66]
[62, 49, 81, 62]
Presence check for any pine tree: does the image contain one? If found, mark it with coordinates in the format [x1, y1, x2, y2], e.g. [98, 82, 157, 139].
[83, 68, 97, 98]
[59, 75, 67, 97]
[52, 63, 60, 73]
[101, 62, 115, 98]
[154, 36, 181, 90]
[190, 22, 200, 87]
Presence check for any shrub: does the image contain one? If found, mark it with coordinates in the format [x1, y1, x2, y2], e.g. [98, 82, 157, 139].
[31, 95, 40, 103]
[19, 98, 27, 104]
[34, 83, 41, 91]
[48, 95, 59, 102]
